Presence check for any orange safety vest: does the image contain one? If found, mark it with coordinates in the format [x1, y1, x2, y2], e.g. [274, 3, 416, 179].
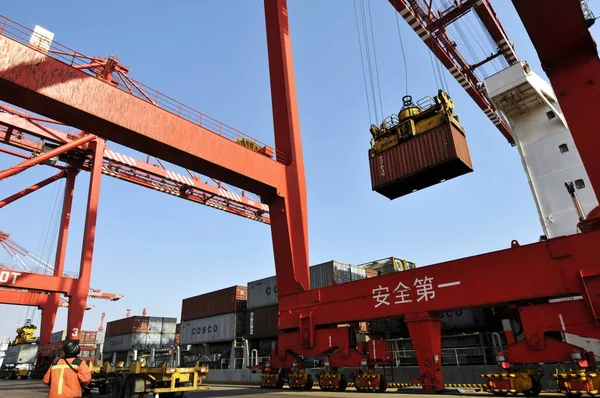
[43, 357, 91, 398]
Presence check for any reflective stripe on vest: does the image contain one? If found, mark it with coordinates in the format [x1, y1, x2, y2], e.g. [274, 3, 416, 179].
[51, 363, 79, 394]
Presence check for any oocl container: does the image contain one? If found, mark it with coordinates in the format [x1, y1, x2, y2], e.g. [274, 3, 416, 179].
[179, 312, 246, 344]
[181, 286, 247, 322]
[369, 121, 472, 199]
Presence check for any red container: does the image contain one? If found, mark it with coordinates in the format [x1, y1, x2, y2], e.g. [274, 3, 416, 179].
[369, 122, 473, 199]
[106, 316, 149, 337]
[246, 304, 278, 340]
[181, 285, 247, 322]
[80, 331, 97, 345]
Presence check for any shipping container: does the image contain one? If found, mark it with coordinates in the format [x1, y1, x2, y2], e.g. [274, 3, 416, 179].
[3, 345, 38, 365]
[310, 260, 368, 289]
[181, 286, 247, 322]
[246, 305, 278, 339]
[106, 317, 148, 337]
[80, 331, 98, 345]
[50, 330, 66, 343]
[106, 317, 175, 337]
[247, 276, 278, 310]
[103, 332, 173, 353]
[179, 312, 246, 344]
[162, 318, 177, 334]
[247, 262, 368, 309]
[357, 257, 417, 276]
[369, 121, 473, 199]
[439, 308, 486, 329]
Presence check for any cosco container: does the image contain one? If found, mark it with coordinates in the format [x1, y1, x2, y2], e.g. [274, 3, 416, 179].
[181, 286, 247, 321]
[247, 276, 278, 310]
[102, 333, 172, 353]
[369, 121, 473, 199]
[439, 308, 486, 329]
[246, 305, 278, 339]
[106, 316, 175, 337]
[179, 312, 246, 344]
[310, 260, 368, 289]
[3, 344, 38, 365]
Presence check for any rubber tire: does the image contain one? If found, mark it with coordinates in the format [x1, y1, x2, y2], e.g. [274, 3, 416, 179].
[122, 375, 136, 398]
[304, 374, 313, 390]
[99, 383, 111, 395]
[378, 375, 387, 393]
[338, 374, 348, 392]
[20, 375, 28, 380]
[523, 379, 542, 397]
[112, 374, 125, 398]
[276, 375, 285, 389]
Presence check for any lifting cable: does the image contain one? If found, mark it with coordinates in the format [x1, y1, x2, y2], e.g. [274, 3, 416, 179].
[353, 0, 385, 124]
[394, 6, 410, 96]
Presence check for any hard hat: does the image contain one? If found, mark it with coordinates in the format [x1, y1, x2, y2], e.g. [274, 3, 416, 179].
[62, 340, 80, 357]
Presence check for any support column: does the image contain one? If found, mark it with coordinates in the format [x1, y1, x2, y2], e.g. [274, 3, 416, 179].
[0, 170, 66, 208]
[264, 0, 310, 298]
[405, 312, 444, 392]
[40, 168, 78, 344]
[67, 141, 103, 340]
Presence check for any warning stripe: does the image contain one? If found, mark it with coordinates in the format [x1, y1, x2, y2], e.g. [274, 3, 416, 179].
[218, 188, 243, 203]
[205, 380, 485, 389]
[104, 149, 136, 167]
[165, 170, 195, 186]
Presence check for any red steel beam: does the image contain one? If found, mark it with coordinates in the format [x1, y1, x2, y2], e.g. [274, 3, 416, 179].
[0, 170, 66, 208]
[0, 122, 270, 223]
[66, 139, 103, 340]
[473, 0, 519, 65]
[0, 35, 284, 196]
[0, 289, 48, 308]
[264, 0, 310, 295]
[0, 270, 76, 294]
[278, 233, 600, 328]
[511, 0, 600, 224]
[0, 133, 94, 180]
[388, 0, 514, 143]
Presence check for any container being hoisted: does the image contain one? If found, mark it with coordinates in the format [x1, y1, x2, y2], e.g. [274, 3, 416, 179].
[368, 90, 473, 199]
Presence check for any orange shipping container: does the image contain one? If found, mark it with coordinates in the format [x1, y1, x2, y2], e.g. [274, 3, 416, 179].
[106, 316, 149, 337]
[369, 122, 472, 199]
[181, 285, 247, 322]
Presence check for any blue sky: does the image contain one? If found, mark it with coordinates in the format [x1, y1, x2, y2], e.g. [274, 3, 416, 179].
[1, 1, 599, 338]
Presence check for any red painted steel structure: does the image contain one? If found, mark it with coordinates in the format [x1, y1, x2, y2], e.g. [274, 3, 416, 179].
[0, 0, 598, 392]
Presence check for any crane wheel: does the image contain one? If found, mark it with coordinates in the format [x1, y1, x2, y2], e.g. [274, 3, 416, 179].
[378, 375, 387, 393]
[304, 374, 313, 390]
[338, 374, 348, 392]
[112, 373, 126, 398]
[523, 379, 542, 397]
[98, 383, 111, 395]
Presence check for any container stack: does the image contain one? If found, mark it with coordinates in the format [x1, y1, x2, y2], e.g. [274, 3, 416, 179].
[50, 330, 99, 362]
[179, 286, 247, 355]
[246, 260, 373, 351]
[102, 317, 177, 356]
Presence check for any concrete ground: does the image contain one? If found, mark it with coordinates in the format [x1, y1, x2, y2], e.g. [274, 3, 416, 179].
[0, 379, 565, 397]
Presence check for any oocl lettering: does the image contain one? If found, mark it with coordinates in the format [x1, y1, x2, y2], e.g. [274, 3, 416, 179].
[0, 271, 21, 284]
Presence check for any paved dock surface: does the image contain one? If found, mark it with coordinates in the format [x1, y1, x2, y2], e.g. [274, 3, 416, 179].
[0, 379, 563, 397]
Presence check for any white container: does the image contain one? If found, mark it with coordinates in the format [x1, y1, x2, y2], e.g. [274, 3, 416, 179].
[50, 330, 67, 343]
[160, 334, 175, 347]
[247, 276, 278, 309]
[3, 344, 38, 365]
[310, 260, 367, 289]
[102, 333, 171, 353]
[148, 317, 163, 333]
[162, 319, 177, 334]
[179, 313, 237, 344]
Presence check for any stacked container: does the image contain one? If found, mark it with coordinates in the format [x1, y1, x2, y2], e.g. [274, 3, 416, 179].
[246, 260, 372, 344]
[179, 286, 247, 347]
[50, 330, 99, 362]
[102, 316, 177, 354]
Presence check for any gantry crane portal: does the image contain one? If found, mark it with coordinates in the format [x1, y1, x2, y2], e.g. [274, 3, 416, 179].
[0, 0, 599, 394]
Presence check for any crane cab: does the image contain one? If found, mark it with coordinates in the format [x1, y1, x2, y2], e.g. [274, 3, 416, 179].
[368, 90, 473, 200]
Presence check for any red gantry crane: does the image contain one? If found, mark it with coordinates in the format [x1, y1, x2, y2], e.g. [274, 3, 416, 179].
[0, 0, 599, 395]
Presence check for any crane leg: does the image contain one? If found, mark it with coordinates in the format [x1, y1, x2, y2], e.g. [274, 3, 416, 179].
[405, 312, 444, 392]
[66, 140, 103, 340]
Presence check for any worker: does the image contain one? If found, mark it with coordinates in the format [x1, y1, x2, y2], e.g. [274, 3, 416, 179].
[43, 340, 91, 398]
